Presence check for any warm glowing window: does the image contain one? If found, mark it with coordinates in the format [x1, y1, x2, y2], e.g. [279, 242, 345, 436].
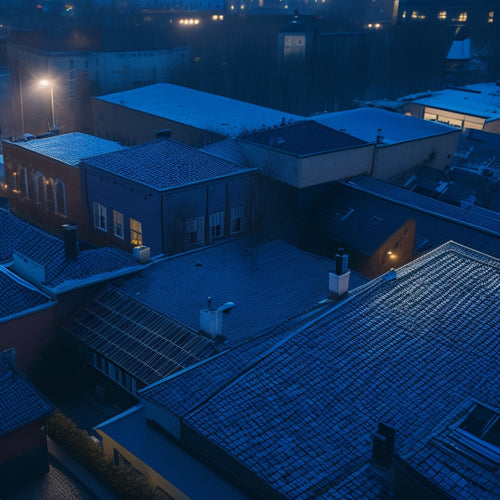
[411, 10, 418, 19]
[130, 218, 142, 246]
[93, 202, 107, 231]
[488, 12, 494, 23]
[401, 10, 406, 19]
[113, 210, 124, 239]
[458, 12, 467, 22]
[438, 11, 447, 20]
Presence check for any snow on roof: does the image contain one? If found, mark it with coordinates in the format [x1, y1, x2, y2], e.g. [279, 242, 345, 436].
[446, 38, 471, 60]
[402, 83, 500, 121]
[8, 132, 126, 166]
[96, 83, 302, 137]
[315, 107, 457, 144]
[140, 241, 500, 499]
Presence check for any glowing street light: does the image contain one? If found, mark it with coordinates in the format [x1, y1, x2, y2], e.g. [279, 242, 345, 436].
[39, 79, 56, 131]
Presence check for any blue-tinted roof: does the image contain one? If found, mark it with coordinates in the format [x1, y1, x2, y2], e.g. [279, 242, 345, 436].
[66, 287, 216, 385]
[199, 139, 249, 167]
[0, 352, 54, 435]
[239, 121, 369, 157]
[0, 209, 141, 292]
[97, 83, 302, 137]
[315, 107, 457, 144]
[0, 267, 54, 321]
[83, 137, 251, 191]
[6, 133, 125, 166]
[143, 242, 500, 498]
[112, 238, 367, 342]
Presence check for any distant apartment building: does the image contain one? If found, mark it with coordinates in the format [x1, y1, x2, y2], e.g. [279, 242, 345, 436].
[6, 35, 190, 137]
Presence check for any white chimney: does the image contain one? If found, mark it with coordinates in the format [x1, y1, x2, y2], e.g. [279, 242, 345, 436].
[200, 297, 223, 338]
[329, 249, 350, 300]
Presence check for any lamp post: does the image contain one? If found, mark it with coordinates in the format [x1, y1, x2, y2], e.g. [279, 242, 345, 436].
[40, 79, 55, 131]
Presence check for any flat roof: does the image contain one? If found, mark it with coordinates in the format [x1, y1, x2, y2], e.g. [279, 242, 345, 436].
[315, 107, 457, 144]
[5, 133, 126, 166]
[96, 83, 302, 137]
[142, 241, 500, 498]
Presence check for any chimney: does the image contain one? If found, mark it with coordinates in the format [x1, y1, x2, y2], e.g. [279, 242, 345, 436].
[156, 129, 172, 139]
[200, 297, 223, 338]
[371, 423, 395, 469]
[329, 248, 350, 300]
[376, 128, 384, 144]
[62, 224, 79, 260]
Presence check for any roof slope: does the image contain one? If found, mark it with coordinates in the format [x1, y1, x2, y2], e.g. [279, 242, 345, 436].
[142, 242, 500, 499]
[239, 121, 369, 157]
[97, 83, 302, 137]
[83, 137, 250, 190]
[111, 238, 366, 342]
[6, 133, 125, 166]
[66, 287, 215, 386]
[0, 352, 54, 435]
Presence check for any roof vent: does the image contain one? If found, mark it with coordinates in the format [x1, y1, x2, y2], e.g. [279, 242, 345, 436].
[372, 423, 395, 469]
[329, 248, 350, 300]
[200, 297, 223, 338]
[62, 224, 79, 261]
[133, 245, 150, 264]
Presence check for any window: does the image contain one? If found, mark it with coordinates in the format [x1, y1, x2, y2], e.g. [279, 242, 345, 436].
[19, 167, 29, 198]
[130, 218, 142, 246]
[210, 212, 224, 240]
[55, 179, 66, 215]
[35, 171, 46, 204]
[231, 206, 244, 234]
[93, 202, 107, 231]
[113, 210, 124, 239]
[185, 217, 204, 247]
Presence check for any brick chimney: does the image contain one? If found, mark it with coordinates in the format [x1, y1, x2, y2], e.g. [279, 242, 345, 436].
[62, 224, 79, 261]
[329, 248, 350, 300]
[200, 297, 223, 338]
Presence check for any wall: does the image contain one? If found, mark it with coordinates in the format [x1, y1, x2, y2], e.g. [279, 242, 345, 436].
[373, 131, 460, 180]
[403, 103, 487, 130]
[484, 118, 500, 134]
[3, 141, 90, 239]
[91, 99, 224, 147]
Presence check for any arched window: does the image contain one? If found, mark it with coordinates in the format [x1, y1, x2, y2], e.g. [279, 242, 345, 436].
[45, 178, 55, 211]
[34, 171, 45, 204]
[19, 167, 29, 198]
[55, 179, 66, 215]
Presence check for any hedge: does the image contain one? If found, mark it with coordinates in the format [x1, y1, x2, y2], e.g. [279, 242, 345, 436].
[48, 411, 166, 500]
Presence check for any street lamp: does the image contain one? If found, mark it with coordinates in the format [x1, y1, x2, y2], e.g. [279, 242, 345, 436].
[39, 79, 56, 131]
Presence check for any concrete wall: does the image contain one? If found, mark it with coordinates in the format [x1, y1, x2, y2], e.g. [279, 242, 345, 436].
[484, 118, 500, 134]
[92, 99, 224, 147]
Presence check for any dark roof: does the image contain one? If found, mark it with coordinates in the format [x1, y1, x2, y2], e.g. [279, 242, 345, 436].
[0, 352, 54, 435]
[65, 287, 216, 386]
[239, 121, 370, 157]
[141, 242, 500, 499]
[0, 209, 140, 291]
[83, 138, 251, 191]
[280, 11, 308, 33]
[110, 238, 367, 343]
[0, 267, 54, 321]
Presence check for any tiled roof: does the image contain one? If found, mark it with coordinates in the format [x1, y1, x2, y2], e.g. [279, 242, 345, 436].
[97, 83, 302, 137]
[111, 238, 367, 342]
[315, 107, 456, 144]
[199, 139, 249, 167]
[143, 242, 500, 499]
[239, 121, 369, 157]
[83, 137, 251, 190]
[0, 267, 54, 321]
[6, 133, 125, 166]
[0, 209, 141, 292]
[0, 352, 54, 435]
[66, 287, 216, 385]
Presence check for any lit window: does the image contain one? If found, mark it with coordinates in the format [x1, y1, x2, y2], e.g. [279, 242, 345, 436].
[458, 12, 467, 22]
[488, 11, 494, 23]
[113, 210, 124, 239]
[438, 11, 447, 20]
[93, 202, 107, 231]
[130, 218, 142, 246]
[401, 10, 406, 19]
[210, 212, 224, 240]
[185, 217, 205, 247]
[231, 206, 244, 234]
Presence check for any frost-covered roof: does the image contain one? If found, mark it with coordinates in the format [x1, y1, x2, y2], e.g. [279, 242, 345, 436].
[0, 208, 141, 292]
[83, 137, 252, 190]
[239, 120, 369, 157]
[6, 133, 125, 166]
[0, 267, 54, 322]
[97, 83, 302, 137]
[401, 83, 500, 121]
[110, 238, 367, 342]
[0, 352, 54, 435]
[141, 242, 500, 499]
[315, 107, 457, 144]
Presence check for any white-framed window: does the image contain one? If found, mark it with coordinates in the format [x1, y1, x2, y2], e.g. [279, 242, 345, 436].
[210, 212, 224, 240]
[231, 206, 244, 234]
[130, 218, 142, 246]
[55, 179, 66, 215]
[93, 202, 107, 231]
[185, 216, 205, 247]
[19, 167, 29, 198]
[113, 210, 124, 239]
[34, 171, 46, 204]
